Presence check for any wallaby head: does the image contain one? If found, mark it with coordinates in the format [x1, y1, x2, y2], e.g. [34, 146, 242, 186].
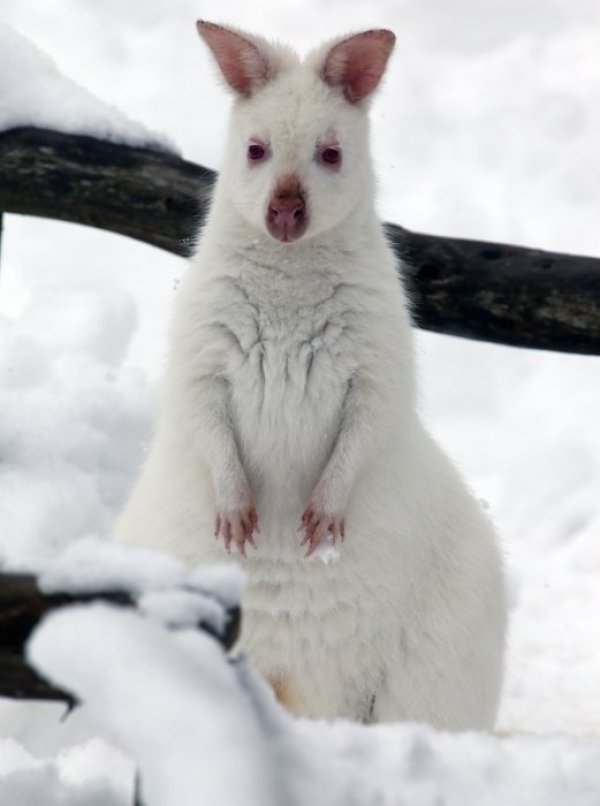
[197, 22, 395, 245]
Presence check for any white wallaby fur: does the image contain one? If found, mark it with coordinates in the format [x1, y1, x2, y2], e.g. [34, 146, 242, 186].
[115, 22, 506, 729]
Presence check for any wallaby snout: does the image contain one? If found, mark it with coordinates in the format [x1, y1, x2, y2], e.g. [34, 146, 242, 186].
[266, 175, 308, 243]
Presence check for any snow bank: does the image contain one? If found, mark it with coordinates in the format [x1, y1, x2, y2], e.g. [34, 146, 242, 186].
[27, 600, 600, 806]
[0, 285, 153, 572]
[38, 535, 245, 604]
[37, 535, 244, 636]
[0, 736, 130, 806]
[28, 604, 281, 806]
[0, 23, 177, 153]
[38, 537, 187, 596]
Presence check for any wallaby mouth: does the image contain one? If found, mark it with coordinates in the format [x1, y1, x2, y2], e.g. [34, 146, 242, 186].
[266, 174, 308, 243]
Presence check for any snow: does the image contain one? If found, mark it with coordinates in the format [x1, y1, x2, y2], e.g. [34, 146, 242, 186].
[26, 600, 600, 806]
[187, 563, 246, 608]
[0, 23, 177, 153]
[0, 286, 153, 571]
[137, 588, 227, 634]
[38, 537, 187, 596]
[306, 533, 340, 564]
[28, 604, 281, 806]
[0, 0, 600, 802]
[0, 737, 131, 806]
[37, 535, 244, 635]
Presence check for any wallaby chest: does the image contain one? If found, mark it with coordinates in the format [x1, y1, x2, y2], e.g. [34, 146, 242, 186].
[212, 269, 358, 398]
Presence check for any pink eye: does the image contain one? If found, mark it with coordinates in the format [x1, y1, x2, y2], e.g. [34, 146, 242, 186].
[247, 142, 268, 162]
[318, 145, 342, 169]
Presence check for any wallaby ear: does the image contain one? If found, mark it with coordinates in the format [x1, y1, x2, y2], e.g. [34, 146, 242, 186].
[320, 29, 396, 104]
[196, 21, 274, 97]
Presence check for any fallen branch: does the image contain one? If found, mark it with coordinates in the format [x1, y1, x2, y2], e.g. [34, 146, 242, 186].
[1, 126, 600, 354]
[0, 572, 240, 702]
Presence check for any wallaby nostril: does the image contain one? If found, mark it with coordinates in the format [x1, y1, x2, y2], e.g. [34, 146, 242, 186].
[269, 199, 304, 222]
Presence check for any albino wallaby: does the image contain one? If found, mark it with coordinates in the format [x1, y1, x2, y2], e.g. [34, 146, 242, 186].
[115, 21, 506, 729]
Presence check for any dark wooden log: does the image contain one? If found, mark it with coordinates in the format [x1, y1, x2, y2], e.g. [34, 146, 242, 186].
[1, 126, 600, 354]
[0, 572, 241, 702]
[386, 226, 600, 354]
[0, 126, 213, 256]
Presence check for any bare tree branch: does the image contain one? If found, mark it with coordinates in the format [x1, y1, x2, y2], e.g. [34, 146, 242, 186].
[386, 226, 600, 354]
[1, 126, 600, 354]
[0, 126, 211, 256]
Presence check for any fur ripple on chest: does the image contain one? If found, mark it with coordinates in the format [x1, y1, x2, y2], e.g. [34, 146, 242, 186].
[230, 317, 351, 402]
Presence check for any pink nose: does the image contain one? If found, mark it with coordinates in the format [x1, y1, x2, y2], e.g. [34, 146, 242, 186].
[266, 178, 308, 242]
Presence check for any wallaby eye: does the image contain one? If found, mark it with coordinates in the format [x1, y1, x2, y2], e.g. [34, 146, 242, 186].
[317, 144, 342, 170]
[247, 141, 269, 163]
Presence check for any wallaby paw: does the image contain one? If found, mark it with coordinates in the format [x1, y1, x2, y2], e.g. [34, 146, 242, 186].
[215, 507, 259, 557]
[299, 506, 345, 558]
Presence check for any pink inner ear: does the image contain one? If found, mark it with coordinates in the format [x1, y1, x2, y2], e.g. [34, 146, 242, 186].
[197, 21, 269, 97]
[322, 30, 396, 103]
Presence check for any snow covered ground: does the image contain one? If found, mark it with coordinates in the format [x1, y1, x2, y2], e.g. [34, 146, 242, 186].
[1, 0, 600, 802]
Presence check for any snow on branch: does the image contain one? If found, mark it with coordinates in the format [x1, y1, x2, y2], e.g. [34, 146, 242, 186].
[0, 24, 176, 154]
[1, 125, 600, 354]
[0, 538, 242, 703]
